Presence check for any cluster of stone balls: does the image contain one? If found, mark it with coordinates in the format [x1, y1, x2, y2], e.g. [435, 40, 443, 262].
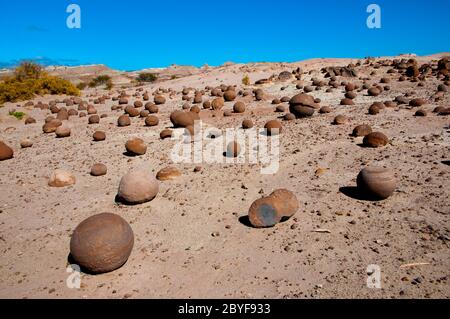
[63, 161, 398, 274]
[1, 92, 402, 276]
[8, 56, 449, 274]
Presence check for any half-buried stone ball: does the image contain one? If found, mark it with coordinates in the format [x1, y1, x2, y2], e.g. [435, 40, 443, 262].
[289, 94, 317, 118]
[414, 109, 427, 117]
[319, 106, 332, 114]
[25, 117, 37, 125]
[55, 126, 71, 138]
[233, 102, 246, 113]
[160, 129, 173, 139]
[70, 213, 134, 274]
[154, 95, 166, 105]
[91, 163, 107, 176]
[117, 169, 159, 204]
[43, 119, 62, 133]
[118, 115, 131, 127]
[125, 138, 147, 155]
[269, 189, 299, 219]
[284, 113, 296, 121]
[352, 124, 372, 137]
[145, 115, 159, 127]
[368, 87, 381, 97]
[20, 139, 33, 148]
[368, 104, 381, 115]
[145, 103, 158, 113]
[223, 90, 237, 102]
[211, 97, 225, 110]
[88, 115, 100, 124]
[363, 132, 389, 148]
[156, 166, 182, 181]
[242, 119, 254, 129]
[340, 98, 354, 106]
[0, 141, 14, 161]
[48, 170, 76, 187]
[170, 110, 199, 128]
[356, 166, 397, 200]
[93, 131, 106, 141]
[333, 115, 348, 125]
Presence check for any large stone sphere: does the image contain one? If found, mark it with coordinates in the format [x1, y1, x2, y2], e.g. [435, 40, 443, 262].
[70, 213, 134, 274]
[357, 166, 397, 200]
[117, 169, 159, 204]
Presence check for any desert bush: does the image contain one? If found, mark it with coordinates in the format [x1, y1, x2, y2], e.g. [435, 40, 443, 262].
[137, 73, 158, 82]
[105, 80, 114, 90]
[89, 75, 112, 88]
[242, 75, 250, 86]
[77, 82, 87, 90]
[14, 61, 43, 81]
[0, 62, 80, 104]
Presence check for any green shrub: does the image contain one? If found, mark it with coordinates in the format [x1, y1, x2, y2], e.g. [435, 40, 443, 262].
[0, 62, 80, 104]
[9, 111, 26, 120]
[137, 73, 158, 82]
[77, 82, 87, 90]
[242, 74, 250, 86]
[88, 75, 112, 88]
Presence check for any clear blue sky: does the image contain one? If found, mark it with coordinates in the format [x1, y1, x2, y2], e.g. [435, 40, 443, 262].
[1, 0, 449, 71]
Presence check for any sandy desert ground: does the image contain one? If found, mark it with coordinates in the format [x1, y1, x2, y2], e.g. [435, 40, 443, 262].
[0, 54, 449, 299]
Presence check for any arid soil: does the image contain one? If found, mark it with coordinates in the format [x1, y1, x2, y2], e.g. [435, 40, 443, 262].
[0, 54, 449, 299]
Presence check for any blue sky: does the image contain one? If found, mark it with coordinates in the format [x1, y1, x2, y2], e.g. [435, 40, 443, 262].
[0, 0, 449, 71]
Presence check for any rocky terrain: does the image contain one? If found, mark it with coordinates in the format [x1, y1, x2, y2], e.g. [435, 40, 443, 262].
[0, 53, 449, 299]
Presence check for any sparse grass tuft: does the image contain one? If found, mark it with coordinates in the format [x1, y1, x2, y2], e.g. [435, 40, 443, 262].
[88, 75, 112, 89]
[9, 111, 26, 120]
[242, 74, 250, 86]
[137, 73, 158, 83]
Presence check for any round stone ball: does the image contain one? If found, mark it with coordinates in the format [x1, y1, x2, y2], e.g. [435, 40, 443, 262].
[356, 166, 397, 200]
[70, 213, 134, 274]
[145, 115, 159, 127]
[233, 102, 246, 113]
[55, 126, 71, 138]
[333, 115, 348, 125]
[352, 124, 372, 137]
[117, 170, 159, 204]
[118, 115, 131, 127]
[248, 196, 282, 228]
[242, 119, 254, 129]
[363, 132, 389, 148]
[93, 131, 106, 141]
[91, 163, 107, 176]
[125, 138, 147, 155]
